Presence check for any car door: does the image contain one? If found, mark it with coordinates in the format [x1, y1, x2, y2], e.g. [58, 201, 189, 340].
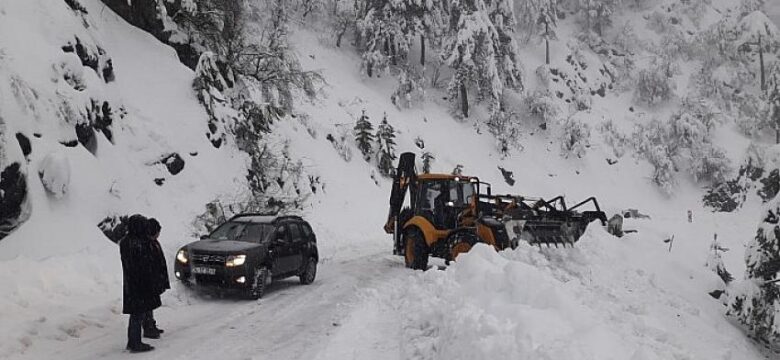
[286, 223, 304, 272]
[270, 225, 293, 275]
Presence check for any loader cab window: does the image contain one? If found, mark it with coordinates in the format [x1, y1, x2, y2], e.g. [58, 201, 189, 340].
[448, 181, 475, 207]
[418, 181, 444, 212]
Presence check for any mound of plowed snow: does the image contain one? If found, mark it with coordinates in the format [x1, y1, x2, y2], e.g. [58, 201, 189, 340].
[385, 227, 764, 359]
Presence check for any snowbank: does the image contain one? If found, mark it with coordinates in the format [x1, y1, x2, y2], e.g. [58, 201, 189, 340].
[386, 227, 764, 360]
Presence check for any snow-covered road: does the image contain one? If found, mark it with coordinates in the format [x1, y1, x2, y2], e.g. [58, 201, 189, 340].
[19, 250, 406, 360]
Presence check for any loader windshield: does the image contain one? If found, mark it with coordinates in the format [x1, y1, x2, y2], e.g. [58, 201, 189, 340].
[449, 180, 475, 207]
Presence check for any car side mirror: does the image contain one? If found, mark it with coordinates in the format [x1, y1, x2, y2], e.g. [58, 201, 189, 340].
[199, 234, 209, 240]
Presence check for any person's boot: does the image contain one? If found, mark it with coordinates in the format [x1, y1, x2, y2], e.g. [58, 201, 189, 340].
[126, 342, 154, 353]
[143, 327, 161, 339]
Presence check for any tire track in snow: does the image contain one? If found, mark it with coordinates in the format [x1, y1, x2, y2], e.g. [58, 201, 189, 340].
[21, 250, 407, 360]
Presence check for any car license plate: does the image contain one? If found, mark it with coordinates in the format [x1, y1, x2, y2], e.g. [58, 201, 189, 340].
[193, 266, 216, 275]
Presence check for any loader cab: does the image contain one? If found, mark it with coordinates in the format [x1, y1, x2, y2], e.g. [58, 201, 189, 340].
[414, 175, 478, 229]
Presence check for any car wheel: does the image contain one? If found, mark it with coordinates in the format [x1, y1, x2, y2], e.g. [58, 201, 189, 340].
[246, 266, 269, 300]
[299, 257, 317, 285]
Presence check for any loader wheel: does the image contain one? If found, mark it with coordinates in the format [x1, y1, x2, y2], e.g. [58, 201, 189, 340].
[449, 232, 479, 262]
[404, 228, 429, 270]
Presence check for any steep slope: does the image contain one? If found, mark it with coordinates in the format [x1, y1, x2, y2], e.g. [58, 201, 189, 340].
[0, 0, 246, 356]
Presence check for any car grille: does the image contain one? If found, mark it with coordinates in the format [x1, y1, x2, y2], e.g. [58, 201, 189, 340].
[191, 253, 226, 265]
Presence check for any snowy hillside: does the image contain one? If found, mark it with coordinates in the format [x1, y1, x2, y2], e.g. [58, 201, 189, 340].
[1, 0, 780, 359]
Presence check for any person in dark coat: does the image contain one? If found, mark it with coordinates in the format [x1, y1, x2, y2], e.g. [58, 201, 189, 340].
[142, 218, 169, 339]
[120, 215, 160, 353]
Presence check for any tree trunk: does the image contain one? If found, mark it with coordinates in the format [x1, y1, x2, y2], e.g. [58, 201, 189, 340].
[390, 40, 397, 66]
[775, 108, 780, 144]
[420, 35, 426, 66]
[545, 39, 550, 65]
[545, 23, 550, 65]
[336, 27, 345, 47]
[333, 0, 338, 15]
[460, 83, 469, 118]
[760, 34, 766, 91]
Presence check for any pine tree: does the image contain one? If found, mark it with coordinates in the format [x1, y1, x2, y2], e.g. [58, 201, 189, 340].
[537, 0, 558, 65]
[441, 0, 523, 117]
[515, 0, 543, 41]
[737, 11, 780, 91]
[375, 113, 397, 176]
[767, 62, 780, 144]
[421, 151, 435, 173]
[452, 164, 464, 175]
[354, 110, 375, 161]
[485, 0, 524, 90]
[579, 0, 618, 36]
[706, 234, 733, 284]
[728, 196, 780, 346]
[358, 0, 443, 76]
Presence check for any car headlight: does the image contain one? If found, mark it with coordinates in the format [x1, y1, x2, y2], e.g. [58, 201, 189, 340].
[226, 254, 246, 267]
[176, 249, 188, 264]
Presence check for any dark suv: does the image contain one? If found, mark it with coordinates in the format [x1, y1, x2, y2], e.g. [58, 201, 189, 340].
[174, 214, 318, 299]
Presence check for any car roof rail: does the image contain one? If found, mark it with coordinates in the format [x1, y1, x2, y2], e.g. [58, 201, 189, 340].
[273, 215, 304, 222]
[230, 212, 277, 220]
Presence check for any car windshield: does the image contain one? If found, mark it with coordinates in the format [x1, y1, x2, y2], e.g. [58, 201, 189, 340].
[209, 221, 274, 243]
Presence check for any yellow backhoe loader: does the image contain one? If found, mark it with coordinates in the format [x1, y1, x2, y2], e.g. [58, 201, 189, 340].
[384, 152, 612, 269]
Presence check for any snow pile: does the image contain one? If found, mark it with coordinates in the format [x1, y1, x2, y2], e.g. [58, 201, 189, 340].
[388, 227, 764, 360]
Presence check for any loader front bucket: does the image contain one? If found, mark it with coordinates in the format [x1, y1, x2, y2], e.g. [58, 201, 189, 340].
[499, 196, 608, 247]
[504, 218, 592, 247]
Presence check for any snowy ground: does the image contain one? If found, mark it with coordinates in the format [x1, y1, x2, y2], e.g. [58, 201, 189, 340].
[0, 0, 777, 359]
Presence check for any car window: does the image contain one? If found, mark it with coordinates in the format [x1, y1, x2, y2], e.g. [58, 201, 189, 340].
[301, 223, 313, 238]
[288, 223, 302, 240]
[238, 223, 274, 243]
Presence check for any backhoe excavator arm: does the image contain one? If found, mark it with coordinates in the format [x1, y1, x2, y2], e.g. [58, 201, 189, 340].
[384, 152, 417, 235]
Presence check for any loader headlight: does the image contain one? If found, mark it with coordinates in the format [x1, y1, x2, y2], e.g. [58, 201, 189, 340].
[176, 249, 188, 264]
[226, 254, 246, 267]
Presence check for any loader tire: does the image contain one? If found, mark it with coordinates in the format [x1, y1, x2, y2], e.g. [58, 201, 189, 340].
[449, 231, 479, 261]
[404, 228, 429, 270]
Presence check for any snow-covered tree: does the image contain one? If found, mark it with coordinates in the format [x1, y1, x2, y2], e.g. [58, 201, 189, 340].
[375, 113, 397, 176]
[525, 89, 561, 125]
[537, 0, 558, 65]
[515, 0, 543, 41]
[421, 151, 435, 173]
[358, 0, 445, 76]
[737, 11, 780, 91]
[767, 62, 780, 143]
[706, 234, 733, 284]
[516, 0, 559, 63]
[632, 118, 677, 194]
[452, 164, 464, 175]
[559, 113, 591, 159]
[579, 0, 620, 36]
[740, 0, 766, 18]
[442, 0, 523, 117]
[636, 59, 676, 106]
[354, 110, 375, 161]
[485, 0, 525, 89]
[728, 195, 780, 346]
[487, 109, 522, 155]
[391, 67, 425, 109]
[669, 97, 731, 183]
